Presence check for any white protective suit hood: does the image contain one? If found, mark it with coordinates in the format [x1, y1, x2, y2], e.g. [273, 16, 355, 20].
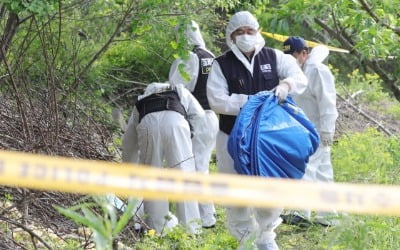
[186, 20, 206, 48]
[140, 82, 171, 99]
[175, 20, 215, 57]
[225, 11, 265, 51]
[307, 45, 329, 65]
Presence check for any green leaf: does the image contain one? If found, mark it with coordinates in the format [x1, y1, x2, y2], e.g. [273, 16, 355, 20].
[81, 207, 108, 237]
[55, 206, 95, 228]
[178, 63, 191, 82]
[106, 203, 118, 233]
[170, 41, 178, 50]
[114, 198, 138, 235]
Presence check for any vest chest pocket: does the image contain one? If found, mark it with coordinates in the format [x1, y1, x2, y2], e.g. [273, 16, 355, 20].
[262, 72, 274, 80]
[262, 72, 278, 91]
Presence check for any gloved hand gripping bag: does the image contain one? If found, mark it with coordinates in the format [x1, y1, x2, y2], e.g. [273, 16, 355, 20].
[228, 91, 319, 179]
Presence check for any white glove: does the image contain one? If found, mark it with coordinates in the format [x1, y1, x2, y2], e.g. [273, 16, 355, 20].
[274, 82, 290, 101]
[320, 132, 334, 146]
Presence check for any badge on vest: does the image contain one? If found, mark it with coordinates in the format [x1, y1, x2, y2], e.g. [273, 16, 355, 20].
[260, 64, 272, 73]
[201, 58, 213, 74]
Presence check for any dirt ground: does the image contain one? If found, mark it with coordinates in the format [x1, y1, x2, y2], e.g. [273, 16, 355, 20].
[335, 97, 400, 137]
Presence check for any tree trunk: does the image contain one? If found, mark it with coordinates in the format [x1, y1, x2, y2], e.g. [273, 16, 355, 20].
[1, 12, 19, 59]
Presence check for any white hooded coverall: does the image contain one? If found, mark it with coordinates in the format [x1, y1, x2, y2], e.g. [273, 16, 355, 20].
[206, 11, 308, 249]
[292, 45, 339, 220]
[169, 20, 219, 228]
[122, 82, 205, 235]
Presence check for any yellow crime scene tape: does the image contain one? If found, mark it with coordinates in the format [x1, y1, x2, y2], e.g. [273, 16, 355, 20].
[1, 149, 400, 216]
[261, 31, 350, 53]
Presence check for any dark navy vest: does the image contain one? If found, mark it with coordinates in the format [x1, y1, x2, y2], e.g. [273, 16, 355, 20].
[135, 90, 187, 122]
[216, 47, 279, 134]
[192, 47, 214, 110]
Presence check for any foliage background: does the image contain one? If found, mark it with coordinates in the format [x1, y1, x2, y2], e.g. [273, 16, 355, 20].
[0, 0, 399, 249]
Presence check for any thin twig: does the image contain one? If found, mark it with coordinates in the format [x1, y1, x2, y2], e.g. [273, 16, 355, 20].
[0, 73, 9, 80]
[0, 216, 53, 250]
[70, 0, 137, 91]
[337, 92, 394, 137]
[105, 73, 147, 86]
[358, 0, 400, 36]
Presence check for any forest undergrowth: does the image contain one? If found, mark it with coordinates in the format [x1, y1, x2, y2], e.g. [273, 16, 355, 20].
[0, 78, 399, 249]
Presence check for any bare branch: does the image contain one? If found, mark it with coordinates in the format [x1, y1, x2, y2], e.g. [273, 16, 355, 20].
[0, 47, 31, 140]
[0, 216, 53, 250]
[69, 0, 138, 92]
[0, 74, 9, 80]
[337, 83, 395, 137]
[105, 73, 147, 86]
[0, 12, 19, 56]
[358, 0, 400, 36]
[314, 17, 400, 102]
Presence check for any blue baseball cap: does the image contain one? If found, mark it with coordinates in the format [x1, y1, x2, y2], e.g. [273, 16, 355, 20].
[283, 36, 308, 54]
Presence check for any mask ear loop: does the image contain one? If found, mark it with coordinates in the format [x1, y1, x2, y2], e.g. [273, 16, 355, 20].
[229, 31, 236, 47]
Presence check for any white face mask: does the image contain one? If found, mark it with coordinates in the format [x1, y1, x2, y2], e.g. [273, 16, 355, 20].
[235, 34, 258, 53]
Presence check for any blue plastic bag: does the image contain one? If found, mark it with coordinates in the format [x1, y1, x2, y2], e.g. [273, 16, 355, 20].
[228, 91, 319, 179]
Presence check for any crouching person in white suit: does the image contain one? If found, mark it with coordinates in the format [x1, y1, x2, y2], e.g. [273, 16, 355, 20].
[122, 82, 205, 235]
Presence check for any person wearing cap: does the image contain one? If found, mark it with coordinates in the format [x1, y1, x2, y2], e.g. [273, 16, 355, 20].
[281, 36, 339, 227]
[206, 11, 308, 250]
[169, 20, 218, 229]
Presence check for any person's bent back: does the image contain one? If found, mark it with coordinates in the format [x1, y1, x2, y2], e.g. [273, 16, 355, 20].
[122, 82, 205, 235]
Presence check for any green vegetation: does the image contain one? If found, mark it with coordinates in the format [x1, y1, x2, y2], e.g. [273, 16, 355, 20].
[55, 196, 138, 250]
[276, 128, 400, 250]
[52, 126, 400, 249]
[333, 128, 400, 184]
[1, 0, 400, 249]
[133, 207, 238, 250]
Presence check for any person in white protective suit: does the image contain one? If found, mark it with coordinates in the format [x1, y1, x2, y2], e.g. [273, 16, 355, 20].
[168, 20, 219, 229]
[122, 82, 205, 235]
[206, 11, 308, 250]
[281, 36, 339, 227]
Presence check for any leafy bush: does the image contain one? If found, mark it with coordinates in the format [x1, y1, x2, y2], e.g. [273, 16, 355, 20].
[324, 215, 400, 250]
[319, 129, 400, 249]
[278, 129, 400, 250]
[332, 128, 400, 184]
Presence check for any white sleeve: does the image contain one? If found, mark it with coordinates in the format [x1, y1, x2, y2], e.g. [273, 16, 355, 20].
[168, 52, 199, 92]
[206, 60, 249, 116]
[275, 49, 308, 95]
[309, 64, 338, 133]
[176, 85, 205, 123]
[122, 108, 139, 163]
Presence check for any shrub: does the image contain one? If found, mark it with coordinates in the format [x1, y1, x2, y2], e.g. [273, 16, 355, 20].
[332, 128, 400, 184]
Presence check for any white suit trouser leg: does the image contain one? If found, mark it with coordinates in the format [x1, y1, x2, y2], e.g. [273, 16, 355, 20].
[138, 113, 201, 234]
[216, 131, 282, 246]
[296, 145, 336, 219]
[192, 110, 218, 227]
